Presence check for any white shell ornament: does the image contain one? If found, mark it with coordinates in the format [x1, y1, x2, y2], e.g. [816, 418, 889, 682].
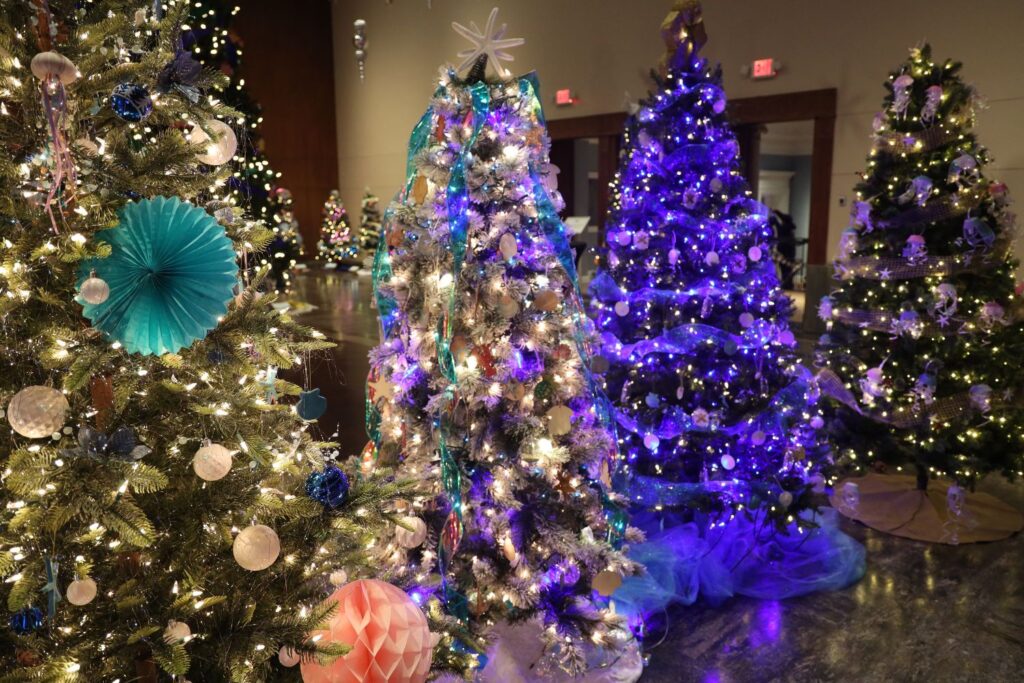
[279, 647, 301, 668]
[163, 619, 191, 644]
[66, 578, 97, 606]
[79, 272, 110, 305]
[498, 232, 518, 260]
[192, 441, 233, 481]
[329, 569, 349, 587]
[190, 120, 238, 166]
[395, 516, 428, 549]
[546, 405, 574, 437]
[30, 51, 78, 84]
[233, 524, 281, 571]
[7, 386, 69, 439]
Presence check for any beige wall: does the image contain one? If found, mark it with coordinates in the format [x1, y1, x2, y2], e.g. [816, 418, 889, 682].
[331, 0, 1024, 262]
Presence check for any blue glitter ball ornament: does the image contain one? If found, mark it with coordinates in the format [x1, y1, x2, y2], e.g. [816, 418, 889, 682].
[10, 607, 44, 634]
[110, 82, 153, 122]
[305, 465, 350, 509]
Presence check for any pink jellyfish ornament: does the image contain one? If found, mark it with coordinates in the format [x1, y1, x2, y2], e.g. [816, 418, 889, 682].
[892, 74, 914, 118]
[901, 234, 927, 264]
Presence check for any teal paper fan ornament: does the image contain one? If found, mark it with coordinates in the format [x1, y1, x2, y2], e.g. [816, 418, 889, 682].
[79, 196, 238, 356]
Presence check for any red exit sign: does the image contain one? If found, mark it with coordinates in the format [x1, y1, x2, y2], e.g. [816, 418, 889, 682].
[752, 58, 777, 79]
[555, 89, 577, 106]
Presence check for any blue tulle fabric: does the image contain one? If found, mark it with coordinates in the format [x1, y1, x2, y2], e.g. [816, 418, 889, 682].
[614, 508, 865, 622]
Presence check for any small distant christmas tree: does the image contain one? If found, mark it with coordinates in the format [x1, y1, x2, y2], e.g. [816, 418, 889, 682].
[266, 186, 301, 292]
[366, 10, 637, 673]
[317, 190, 359, 268]
[358, 188, 382, 265]
[816, 45, 1024, 493]
[590, 1, 828, 528]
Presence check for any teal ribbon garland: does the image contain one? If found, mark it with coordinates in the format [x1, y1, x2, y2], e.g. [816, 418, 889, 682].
[41, 555, 61, 618]
[436, 82, 491, 610]
[519, 77, 627, 545]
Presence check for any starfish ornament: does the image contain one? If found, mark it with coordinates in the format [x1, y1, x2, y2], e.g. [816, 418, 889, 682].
[452, 7, 525, 79]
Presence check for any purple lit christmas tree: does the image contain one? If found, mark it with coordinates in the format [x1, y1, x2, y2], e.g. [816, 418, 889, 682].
[365, 10, 638, 674]
[590, 3, 828, 529]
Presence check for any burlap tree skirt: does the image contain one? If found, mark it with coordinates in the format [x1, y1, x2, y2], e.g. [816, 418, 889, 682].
[830, 473, 1023, 544]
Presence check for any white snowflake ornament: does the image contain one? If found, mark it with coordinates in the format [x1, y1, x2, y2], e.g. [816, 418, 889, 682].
[452, 7, 525, 79]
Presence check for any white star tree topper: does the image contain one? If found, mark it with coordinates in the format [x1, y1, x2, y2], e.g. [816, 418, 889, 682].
[452, 7, 525, 79]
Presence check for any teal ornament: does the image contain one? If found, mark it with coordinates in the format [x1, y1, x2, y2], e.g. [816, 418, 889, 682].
[296, 388, 327, 421]
[41, 556, 61, 618]
[79, 197, 238, 356]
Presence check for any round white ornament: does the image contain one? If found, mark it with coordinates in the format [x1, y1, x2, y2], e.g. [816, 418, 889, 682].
[739, 312, 754, 328]
[7, 386, 69, 439]
[779, 491, 794, 508]
[546, 405, 574, 437]
[498, 294, 520, 318]
[79, 272, 110, 305]
[163, 619, 191, 644]
[233, 524, 281, 571]
[748, 246, 763, 262]
[395, 516, 428, 549]
[668, 248, 680, 265]
[66, 578, 97, 606]
[30, 51, 78, 84]
[498, 233, 518, 260]
[705, 251, 720, 266]
[643, 434, 660, 450]
[720, 454, 736, 471]
[616, 232, 632, 246]
[190, 119, 238, 166]
[614, 301, 630, 317]
[709, 177, 723, 192]
[193, 441, 233, 481]
[751, 430, 766, 445]
[279, 646, 301, 667]
[810, 415, 825, 430]
[329, 569, 349, 587]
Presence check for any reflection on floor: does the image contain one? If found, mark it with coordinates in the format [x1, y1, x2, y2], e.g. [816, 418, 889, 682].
[290, 270, 1024, 683]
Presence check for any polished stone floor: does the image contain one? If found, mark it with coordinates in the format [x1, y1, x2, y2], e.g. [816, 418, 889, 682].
[289, 270, 1024, 683]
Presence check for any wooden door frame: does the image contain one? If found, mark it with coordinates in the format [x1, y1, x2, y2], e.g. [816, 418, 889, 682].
[547, 88, 837, 265]
[729, 89, 837, 265]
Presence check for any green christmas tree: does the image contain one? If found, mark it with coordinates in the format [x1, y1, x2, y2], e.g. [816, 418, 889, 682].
[0, 3, 399, 680]
[266, 187, 301, 293]
[358, 188, 382, 268]
[185, 0, 282, 224]
[316, 190, 359, 268]
[816, 45, 1024, 492]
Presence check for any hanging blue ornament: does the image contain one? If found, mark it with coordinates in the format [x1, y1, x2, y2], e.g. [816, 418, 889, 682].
[110, 83, 153, 122]
[79, 197, 238, 356]
[305, 465, 350, 509]
[296, 388, 327, 421]
[10, 607, 44, 634]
